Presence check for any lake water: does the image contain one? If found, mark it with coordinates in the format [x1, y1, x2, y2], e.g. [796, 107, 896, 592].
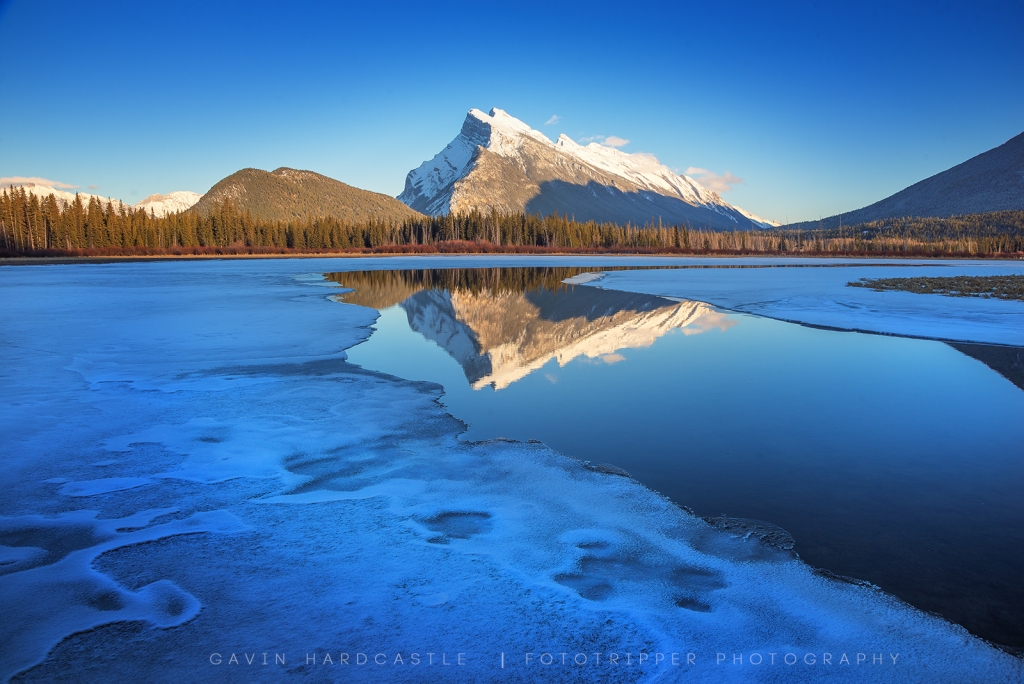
[332, 266, 1024, 651]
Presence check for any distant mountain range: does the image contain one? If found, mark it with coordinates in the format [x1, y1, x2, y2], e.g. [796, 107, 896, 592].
[4, 182, 201, 217]
[3, 167, 421, 225]
[399, 108, 777, 230]
[191, 167, 421, 223]
[787, 132, 1024, 230]
[8, 111, 1020, 231]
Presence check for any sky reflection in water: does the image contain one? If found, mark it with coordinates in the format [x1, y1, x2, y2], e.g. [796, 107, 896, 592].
[335, 267, 1024, 650]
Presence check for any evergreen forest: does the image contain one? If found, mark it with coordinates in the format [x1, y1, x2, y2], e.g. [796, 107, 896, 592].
[2, 187, 1023, 259]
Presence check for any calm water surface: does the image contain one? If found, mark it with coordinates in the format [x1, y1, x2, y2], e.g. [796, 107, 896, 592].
[333, 267, 1024, 650]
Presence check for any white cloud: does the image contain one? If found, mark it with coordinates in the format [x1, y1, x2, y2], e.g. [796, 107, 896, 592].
[684, 167, 744, 193]
[577, 135, 630, 148]
[544, 115, 560, 125]
[0, 176, 80, 189]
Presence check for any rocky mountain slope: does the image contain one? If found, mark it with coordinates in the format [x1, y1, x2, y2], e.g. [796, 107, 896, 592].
[788, 132, 1024, 230]
[399, 108, 774, 230]
[192, 167, 422, 223]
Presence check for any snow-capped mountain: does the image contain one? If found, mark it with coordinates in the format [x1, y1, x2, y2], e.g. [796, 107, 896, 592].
[399, 108, 776, 229]
[3, 182, 200, 216]
[7, 182, 131, 212]
[135, 191, 202, 217]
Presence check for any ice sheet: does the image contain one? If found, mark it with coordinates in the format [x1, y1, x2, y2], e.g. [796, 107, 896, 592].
[1, 257, 1021, 682]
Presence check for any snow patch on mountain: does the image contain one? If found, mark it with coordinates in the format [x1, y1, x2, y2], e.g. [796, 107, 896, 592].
[734, 205, 781, 228]
[135, 191, 202, 217]
[553, 133, 723, 207]
[8, 183, 131, 212]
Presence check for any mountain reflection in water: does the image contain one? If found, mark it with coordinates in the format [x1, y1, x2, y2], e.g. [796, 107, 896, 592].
[327, 268, 732, 390]
[330, 266, 1024, 650]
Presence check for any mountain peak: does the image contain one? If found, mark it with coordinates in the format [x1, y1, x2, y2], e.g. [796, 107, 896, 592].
[399, 108, 775, 228]
[464, 107, 552, 146]
[470, 107, 514, 121]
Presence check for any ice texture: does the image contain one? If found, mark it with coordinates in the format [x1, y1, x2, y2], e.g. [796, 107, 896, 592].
[1, 256, 1021, 682]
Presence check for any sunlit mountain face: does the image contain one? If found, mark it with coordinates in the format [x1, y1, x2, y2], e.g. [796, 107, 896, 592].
[327, 267, 731, 390]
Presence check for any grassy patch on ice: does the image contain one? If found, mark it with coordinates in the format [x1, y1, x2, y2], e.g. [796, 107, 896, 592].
[848, 275, 1024, 301]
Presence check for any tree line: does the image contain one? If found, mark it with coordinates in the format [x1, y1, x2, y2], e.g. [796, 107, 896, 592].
[2, 187, 1022, 258]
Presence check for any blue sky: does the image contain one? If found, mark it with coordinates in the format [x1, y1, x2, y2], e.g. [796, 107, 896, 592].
[1, 0, 1021, 222]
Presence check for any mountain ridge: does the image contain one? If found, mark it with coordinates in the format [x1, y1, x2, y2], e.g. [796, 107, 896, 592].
[786, 132, 1024, 230]
[2, 183, 200, 217]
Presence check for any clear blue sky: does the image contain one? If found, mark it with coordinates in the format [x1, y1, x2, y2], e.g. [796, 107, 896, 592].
[1, 0, 1021, 222]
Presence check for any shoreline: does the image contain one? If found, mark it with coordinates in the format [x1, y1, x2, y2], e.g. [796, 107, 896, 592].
[3, 251, 1023, 267]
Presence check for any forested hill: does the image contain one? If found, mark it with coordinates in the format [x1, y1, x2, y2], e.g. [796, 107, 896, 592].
[191, 167, 422, 223]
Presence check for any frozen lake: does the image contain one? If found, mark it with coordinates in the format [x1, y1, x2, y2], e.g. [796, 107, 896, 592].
[339, 266, 1024, 650]
[2, 256, 1022, 682]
